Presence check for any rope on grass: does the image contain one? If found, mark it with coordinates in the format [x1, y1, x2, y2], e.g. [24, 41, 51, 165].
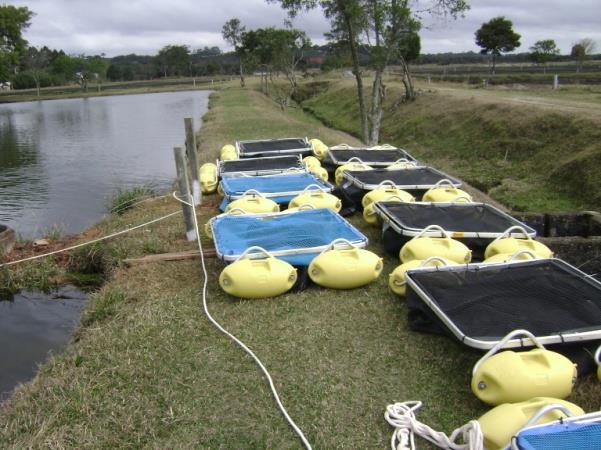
[109, 193, 170, 214]
[173, 191, 313, 450]
[0, 210, 181, 268]
[385, 401, 483, 450]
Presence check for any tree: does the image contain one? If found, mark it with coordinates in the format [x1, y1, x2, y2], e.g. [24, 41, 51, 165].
[475, 16, 521, 74]
[571, 38, 597, 72]
[529, 39, 559, 73]
[0, 5, 34, 80]
[22, 46, 53, 96]
[154, 45, 190, 77]
[270, 0, 468, 145]
[222, 18, 247, 87]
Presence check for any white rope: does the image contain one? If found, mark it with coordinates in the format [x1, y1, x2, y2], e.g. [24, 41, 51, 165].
[385, 401, 483, 450]
[174, 192, 313, 450]
[109, 193, 169, 213]
[0, 210, 181, 268]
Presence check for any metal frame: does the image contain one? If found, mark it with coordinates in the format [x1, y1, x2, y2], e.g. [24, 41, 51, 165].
[341, 167, 461, 190]
[217, 155, 305, 177]
[219, 174, 334, 200]
[405, 258, 601, 350]
[210, 209, 368, 262]
[326, 148, 417, 167]
[235, 137, 311, 157]
[373, 201, 537, 239]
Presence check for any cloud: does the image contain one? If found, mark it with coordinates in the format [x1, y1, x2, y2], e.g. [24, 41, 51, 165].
[12, 0, 601, 56]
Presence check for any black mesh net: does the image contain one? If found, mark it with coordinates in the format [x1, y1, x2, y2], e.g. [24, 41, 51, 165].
[346, 168, 459, 187]
[220, 156, 302, 173]
[238, 138, 309, 155]
[406, 260, 601, 340]
[329, 149, 416, 164]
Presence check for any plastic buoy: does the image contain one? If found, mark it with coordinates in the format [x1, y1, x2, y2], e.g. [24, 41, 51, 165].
[400, 224, 472, 264]
[309, 239, 382, 289]
[472, 330, 576, 406]
[303, 156, 321, 170]
[389, 257, 452, 296]
[334, 158, 373, 185]
[478, 398, 584, 450]
[310, 138, 329, 160]
[422, 179, 472, 203]
[595, 345, 601, 382]
[219, 247, 297, 299]
[386, 158, 418, 170]
[204, 208, 247, 239]
[288, 185, 341, 212]
[220, 144, 238, 161]
[484, 226, 553, 260]
[362, 194, 413, 226]
[483, 250, 540, 264]
[199, 162, 218, 193]
[361, 180, 414, 208]
[309, 165, 329, 182]
[225, 190, 280, 214]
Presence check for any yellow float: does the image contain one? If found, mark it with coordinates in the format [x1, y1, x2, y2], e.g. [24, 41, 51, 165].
[484, 226, 553, 260]
[309, 165, 329, 182]
[225, 190, 280, 214]
[310, 138, 329, 160]
[303, 156, 321, 170]
[386, 158, 418, 170]
[483, 250, 540, 264]
[288, 185, 341, 212]
[309, 239, 383, 289]
[362, 194, 412, 226]
[199, 162, 218, 194]
[334, 158, 373, 185]
[472, 329, 577, 406]
[219, 246, 297, 299]
[285, 203, 315, 213]
[400, 224, 472, 264]
[422, 179, 473, 203]
[389, 257, 452, 296]
[361, 180, 414, 208]
[204, 208, 247, 239]
[478, 397, 584, 450]
[220, 144, 238, 161]
[596, 345, 601, 382]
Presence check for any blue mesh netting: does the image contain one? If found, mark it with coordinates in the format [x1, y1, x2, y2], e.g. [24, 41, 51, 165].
[220, 173, 330, 202]
[212, 208, 367, 266]
[516, 418, 601, 450]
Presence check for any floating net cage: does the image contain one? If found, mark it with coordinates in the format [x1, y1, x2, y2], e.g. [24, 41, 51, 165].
[404, 259, 601, 351]
[374, 202, 536, 259]
[211, 208, 368, 266]
[235, 137, 312, 158]
[218, 155, 305, 177]
[323, 148, 417, 170]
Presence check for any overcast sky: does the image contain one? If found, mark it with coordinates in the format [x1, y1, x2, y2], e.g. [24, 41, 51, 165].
[12, 0, 601, 57]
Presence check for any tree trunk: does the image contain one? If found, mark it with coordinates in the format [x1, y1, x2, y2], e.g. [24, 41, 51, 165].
[399, 57, 415, 101]
[35, 77, 40, 97]
[239, 60, 245, 88]
[368, 69, 385, 145]
[491, 54, 496, 75]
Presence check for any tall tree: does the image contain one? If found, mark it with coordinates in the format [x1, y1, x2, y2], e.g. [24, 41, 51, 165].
[222, 18, 247, 87]
[154, 45, 190, 77]
[270, 0, 468, 145]
[529, 39, 559, 73]
[22, 46, 52, 96]
[571, 38, 597, 72]
[0, 5, 34, 80]
[475, 16, 521, 74]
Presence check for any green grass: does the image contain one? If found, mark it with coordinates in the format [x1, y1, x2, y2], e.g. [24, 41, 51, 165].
[2, 86, 601, 449]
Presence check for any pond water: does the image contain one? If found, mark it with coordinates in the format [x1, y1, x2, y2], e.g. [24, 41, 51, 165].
[0, 90, 211, 238]
[0, 286, 87, 400]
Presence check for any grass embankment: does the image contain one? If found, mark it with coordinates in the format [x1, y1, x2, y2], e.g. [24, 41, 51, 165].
[298, 80, 601, 212]
[2, 87, 600, 449]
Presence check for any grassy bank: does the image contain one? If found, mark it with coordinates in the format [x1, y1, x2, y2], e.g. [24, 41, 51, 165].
[299, 79, 601, 212]
[2, 87, 600, 449]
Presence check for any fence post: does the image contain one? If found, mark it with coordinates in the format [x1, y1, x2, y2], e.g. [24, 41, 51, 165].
[173, 146, 197, 241]
[553, 74, 559, 90]
[184, 117, 201, 206]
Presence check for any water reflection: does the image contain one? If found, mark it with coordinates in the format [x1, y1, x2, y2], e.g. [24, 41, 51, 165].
[0, 90, 210, 237]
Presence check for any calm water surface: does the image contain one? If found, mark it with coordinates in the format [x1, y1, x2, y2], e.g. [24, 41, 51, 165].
[0, 90, 211, 238]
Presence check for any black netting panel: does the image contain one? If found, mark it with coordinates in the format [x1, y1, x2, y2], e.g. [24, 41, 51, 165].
[408, 261, 601, 338]
[378, 203, 528, 234]
[329, 149, 416, 164]
[347, 168, 459, 187]
[239, 138, 309, 154]
[221, 156, 302, 173]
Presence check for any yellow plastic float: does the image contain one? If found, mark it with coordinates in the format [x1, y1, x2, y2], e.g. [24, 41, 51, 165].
[483, 249, 541, 264]
[478, 398, 584, 450]
[310, 165, 329, 182]
[389, 257, 452, 296]
[484, 225, 553, 260]
[471, 329, 577, 406]
[220, 144, 238, 161]
[334, 158, 373, 185]
[303, 156, 321, 171]
[361, 180, 414, 208]
[288, 185, 341, 212]
[284, 203, 315, 213]
[204, 208, 247, 240]
[225, 190, 280, 214]
[399, 224, 472, 264]
[422, 179, 473, 203]
[309, 239, 383, 289]
[596, 345, 601, 382]
[310, 138, 329, 160]
[386, 158, 418, 170]
[219, 246, 297, 299]
[199, 162, 218, 194]
[363, 194, 413, 226]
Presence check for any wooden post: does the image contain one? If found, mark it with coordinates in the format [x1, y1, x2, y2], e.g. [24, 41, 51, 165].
[184, 117, 201, 206]
[553, 74, 559, 90]
[174, 146, 196, 241]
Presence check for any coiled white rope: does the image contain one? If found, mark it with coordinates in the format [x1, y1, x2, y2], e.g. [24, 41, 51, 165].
[0, 210, 181, 268]
[385, 401, 483, 450]
[173, 192, 312, 450]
